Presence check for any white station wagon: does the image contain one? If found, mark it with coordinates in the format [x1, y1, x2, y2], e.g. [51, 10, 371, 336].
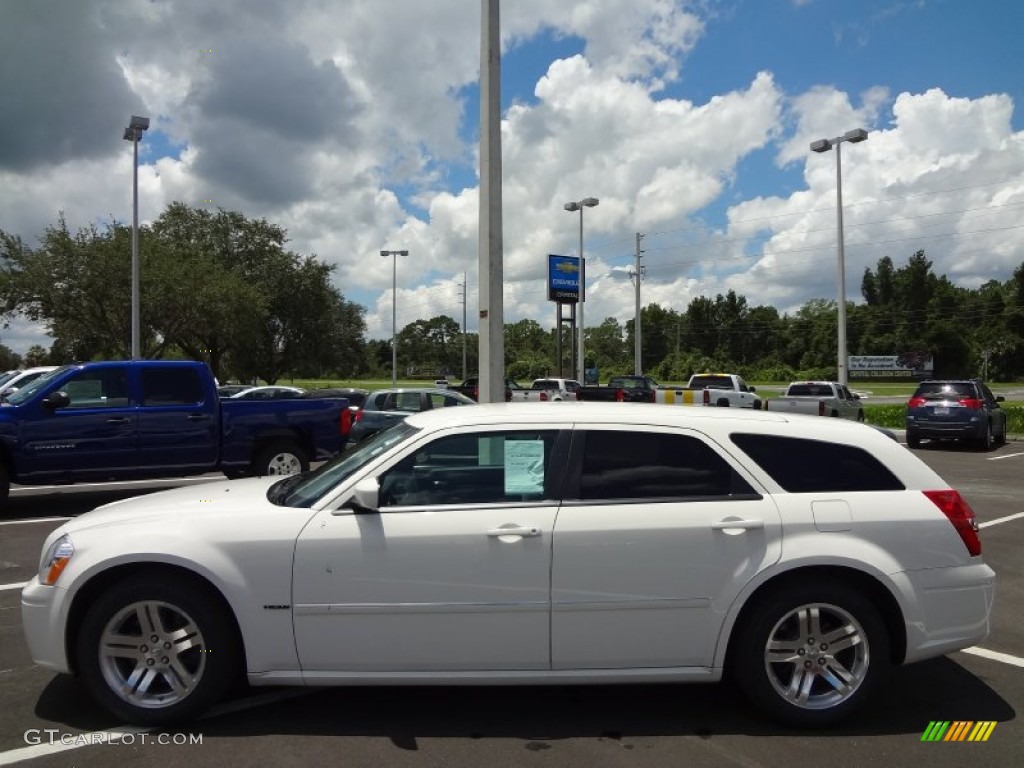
[22, 403, 995, 727]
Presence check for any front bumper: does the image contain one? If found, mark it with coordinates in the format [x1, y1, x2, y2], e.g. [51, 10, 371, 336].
[21, 578, 72, 674]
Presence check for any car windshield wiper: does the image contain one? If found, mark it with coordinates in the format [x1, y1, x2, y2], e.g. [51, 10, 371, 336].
[267, 474, 305, 505]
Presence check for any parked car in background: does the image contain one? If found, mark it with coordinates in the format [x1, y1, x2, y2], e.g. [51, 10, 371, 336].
[511, 377, 582, 401]
[216, 384, 251, 398]
[0, 360, 349, 505]
[576, 375, 660, 402]
[450, 376, 524, 402]
[22, 402, 994, 727]
[0, 366, 58, 401]
[654, 372, 761, 409]
[227, 385, 307, 400]
[765, 381, 865, 421]
[347, 387, 476, 445]
[906, 379, 1007, 450]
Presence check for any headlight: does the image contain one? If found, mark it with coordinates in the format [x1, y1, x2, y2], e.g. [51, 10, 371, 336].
[39, 534, 74, 586]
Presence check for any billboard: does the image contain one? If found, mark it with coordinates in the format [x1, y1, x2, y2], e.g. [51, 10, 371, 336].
[548, 254, 580, 303]
[848, 353, 934, 379]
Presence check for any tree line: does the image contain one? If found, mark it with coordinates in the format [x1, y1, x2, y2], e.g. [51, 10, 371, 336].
[3, 204, 1024, 383]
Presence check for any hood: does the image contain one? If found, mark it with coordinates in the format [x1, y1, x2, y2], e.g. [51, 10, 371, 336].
[63, 476, 284, 534]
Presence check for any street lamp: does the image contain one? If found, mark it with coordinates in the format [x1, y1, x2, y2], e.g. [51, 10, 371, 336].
[810, 128, 867, 386]
[123, 115, 149, 359]
[380, 249, 408, 386]
[564, 197, 599, 384]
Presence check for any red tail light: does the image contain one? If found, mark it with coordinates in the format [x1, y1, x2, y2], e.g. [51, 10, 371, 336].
[908, 397, 927, 408]
[340, 408, 352, 437]
[472, 386, 478, 400]
[959, 398, 983, 409]
[540, 392, 549, 401]
[818, 400, 826, 416]
[702, 389, 710, 405]
[354, 409, 364, 424]
[615, 388, 624, 402]
[924, 489, 981, 556]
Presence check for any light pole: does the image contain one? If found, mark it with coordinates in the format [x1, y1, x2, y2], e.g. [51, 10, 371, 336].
[380, 249, 408, 386]
[123, 115, 149, 359]
[810, 128, 867, 386]
[564, 197, 598, 384]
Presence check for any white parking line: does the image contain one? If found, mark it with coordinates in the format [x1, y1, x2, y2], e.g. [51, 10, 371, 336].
[979, 511, 1024, 529]
[987, 451, 1024, 461]
[0, 517, 71, 527]
[961, 646, 1024, 669]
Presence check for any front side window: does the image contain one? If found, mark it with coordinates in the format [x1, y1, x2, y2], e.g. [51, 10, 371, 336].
[378, 430, 562, 507]
[573, 430, 752, 501]
[63, 368, 130, 409]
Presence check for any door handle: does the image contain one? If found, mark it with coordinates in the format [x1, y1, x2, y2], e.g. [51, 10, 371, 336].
[186, 413, 210, 421]
[711, 518, 765, 531]
[487, 525, 541, 538]
[106, 417, 131, 424]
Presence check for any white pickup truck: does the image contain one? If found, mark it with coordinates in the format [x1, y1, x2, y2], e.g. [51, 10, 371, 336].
[766, 381, 865, 421]
[655, 373, 762, 409]
[512, 377, 582, 402]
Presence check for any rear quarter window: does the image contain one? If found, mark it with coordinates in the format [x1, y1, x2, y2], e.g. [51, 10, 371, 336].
[730, 433, 904, 493]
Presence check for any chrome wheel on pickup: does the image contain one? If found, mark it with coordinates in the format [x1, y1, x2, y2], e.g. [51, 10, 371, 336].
[254, 441, 309, 476]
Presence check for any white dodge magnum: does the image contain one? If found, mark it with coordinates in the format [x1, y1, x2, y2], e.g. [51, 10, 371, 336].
[22, 403, 995, 727]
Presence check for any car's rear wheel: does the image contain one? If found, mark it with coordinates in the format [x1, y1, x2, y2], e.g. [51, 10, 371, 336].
[77, 576, 239, 725]
[253, 441, 308, 477]
[732, 582, 889, 727]
[906, 431, 921, 448]
[976, 422, 995, 451]
[0, 464, 9, 507]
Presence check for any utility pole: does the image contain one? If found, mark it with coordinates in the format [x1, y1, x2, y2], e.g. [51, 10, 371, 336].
[461, 271, 468, 381]
[629, 232, 645, 375]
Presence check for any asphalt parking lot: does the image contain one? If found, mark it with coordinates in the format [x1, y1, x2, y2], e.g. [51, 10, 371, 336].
[1, 443, 1021, 768]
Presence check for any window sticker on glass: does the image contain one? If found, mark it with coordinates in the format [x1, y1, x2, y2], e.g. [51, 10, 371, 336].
[504, 440, 545, 494]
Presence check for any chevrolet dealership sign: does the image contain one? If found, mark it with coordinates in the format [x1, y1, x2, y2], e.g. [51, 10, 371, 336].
[548, 254, 580, 303]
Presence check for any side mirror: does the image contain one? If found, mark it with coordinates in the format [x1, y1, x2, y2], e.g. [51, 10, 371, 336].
[996, 395, 1005, 403]
[341, 477, 380, 515]
[748, 385, 756, 392]
[42, 390, 70, 410]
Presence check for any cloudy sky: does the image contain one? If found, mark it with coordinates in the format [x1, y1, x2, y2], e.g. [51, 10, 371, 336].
[2, 0, 1022, 355]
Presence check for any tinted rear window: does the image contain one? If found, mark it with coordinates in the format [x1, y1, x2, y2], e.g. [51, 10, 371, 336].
[913, 382, 975, 398]
[730, 434, 904, 493]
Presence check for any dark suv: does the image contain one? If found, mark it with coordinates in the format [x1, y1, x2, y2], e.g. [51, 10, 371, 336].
[906, 379, 1007, 450]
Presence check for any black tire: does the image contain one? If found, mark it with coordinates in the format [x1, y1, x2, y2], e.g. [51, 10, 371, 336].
[222, 468, 248, 480]
[716, 398, 730, 407]
[731, 582, 889, 728]
[253, 440, 309, 477]
[907, 431, 921, 449]
[76, 576, 240, 725]
[976, 422, 994, 451]
[0, 463, 9, 507]
[997, 420, 1008, 446]
[856, 410, 865, 423]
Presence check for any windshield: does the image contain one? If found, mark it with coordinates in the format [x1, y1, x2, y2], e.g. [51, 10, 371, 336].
[5, 366, 73, 405]
[272, 421, 419, 507]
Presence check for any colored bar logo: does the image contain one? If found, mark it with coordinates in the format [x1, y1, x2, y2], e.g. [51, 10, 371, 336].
[921, 721, 997, 742]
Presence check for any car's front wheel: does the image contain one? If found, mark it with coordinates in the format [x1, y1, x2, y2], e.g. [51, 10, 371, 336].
[732, 582, 889, 727]
[77, 576, 240, 725]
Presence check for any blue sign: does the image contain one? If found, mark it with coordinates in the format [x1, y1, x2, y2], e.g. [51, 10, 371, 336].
[548, 254, 580, 303]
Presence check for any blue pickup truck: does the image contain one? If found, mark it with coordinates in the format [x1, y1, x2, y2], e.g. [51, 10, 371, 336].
[0, 360, 347, 505]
